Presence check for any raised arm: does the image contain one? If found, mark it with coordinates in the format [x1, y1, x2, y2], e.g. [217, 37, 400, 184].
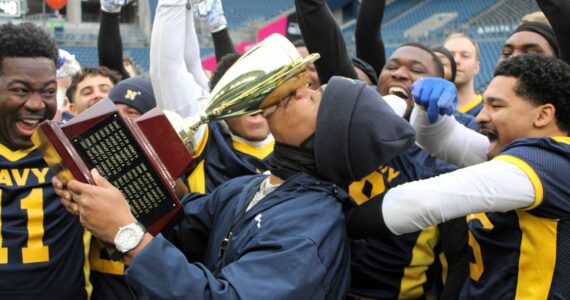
[211, 28, 237, 63]
[355, 0, 386, 76]
[295, 0, 357, 84]
[536, 0, 570, 63]
[150, 0, 207, 117]
[192, 0, 237, 63]
[98, 0, 131, 79]
[184, 6, 210, 91]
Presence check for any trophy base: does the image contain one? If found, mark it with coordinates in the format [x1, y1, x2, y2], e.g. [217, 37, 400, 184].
[34, 99, 194, 236]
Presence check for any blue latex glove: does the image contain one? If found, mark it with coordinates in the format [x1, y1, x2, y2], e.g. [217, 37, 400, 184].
[412, 77, 458, 124]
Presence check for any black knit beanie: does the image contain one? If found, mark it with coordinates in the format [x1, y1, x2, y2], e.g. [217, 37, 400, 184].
[108, 76, 157, 114]
[351, 57, 378, 86]
[315, 76, 416, 186]
[511, 22, 560, 57]
[432, 46, 457, 83]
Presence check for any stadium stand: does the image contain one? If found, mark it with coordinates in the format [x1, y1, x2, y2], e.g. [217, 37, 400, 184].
[339, 0, 540, 91]
[383, 0, 496, 40]
[59, 45, 150, 75]
[4, 0, 545, 91]
[148, 0, 292, 28]
[474, 39, 503, 92]
[468, 0, 541, 27]
[224, 0, 292, 28]
[383, 0, 426, 23]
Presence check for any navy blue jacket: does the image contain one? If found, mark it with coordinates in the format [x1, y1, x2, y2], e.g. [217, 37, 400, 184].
[125, 172, 351, 299]
[187, 121, 273, 194]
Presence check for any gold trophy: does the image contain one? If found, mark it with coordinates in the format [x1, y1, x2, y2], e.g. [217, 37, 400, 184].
[34, 33, 319, 235]
[166, 33, 320, 154]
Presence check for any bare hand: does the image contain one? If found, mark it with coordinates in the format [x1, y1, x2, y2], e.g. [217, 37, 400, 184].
[53, 176, 79, 215]
[67, 168, 137, 243]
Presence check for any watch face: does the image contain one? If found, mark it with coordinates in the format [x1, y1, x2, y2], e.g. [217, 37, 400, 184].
[115, 224, 144, 253]
[118, 228, 138, 247]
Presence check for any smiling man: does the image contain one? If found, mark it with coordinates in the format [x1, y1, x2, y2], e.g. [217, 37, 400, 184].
[348, 43, 470, 299]
[378, 43, 444, 120]
[0, 22, 90, 299]
[66, 66, 121, 116]
[0, 58, 54, 148]
[348, 54, 570, 299]
[498, 21, 559, 66]
[444, 33, 482, 116]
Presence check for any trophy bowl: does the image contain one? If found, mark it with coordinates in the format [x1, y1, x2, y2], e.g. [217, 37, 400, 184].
[168, 33, 320, 153]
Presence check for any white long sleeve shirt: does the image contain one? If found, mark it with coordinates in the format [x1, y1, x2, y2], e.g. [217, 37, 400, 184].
[382, 107, 535, 235]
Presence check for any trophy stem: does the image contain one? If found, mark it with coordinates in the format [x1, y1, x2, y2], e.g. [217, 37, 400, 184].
[164, 110, 206, 156]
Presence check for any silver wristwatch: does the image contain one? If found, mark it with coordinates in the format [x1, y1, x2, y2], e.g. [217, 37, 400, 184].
[113, 222, 146, 254]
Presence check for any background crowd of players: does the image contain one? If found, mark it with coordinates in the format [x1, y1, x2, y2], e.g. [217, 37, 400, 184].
[0, 0, 569, 299]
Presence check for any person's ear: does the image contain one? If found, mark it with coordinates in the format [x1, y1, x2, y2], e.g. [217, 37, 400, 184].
[534, 103, 556, 128]
[474, 60, 481, 75]
[69, 102, 77, 115]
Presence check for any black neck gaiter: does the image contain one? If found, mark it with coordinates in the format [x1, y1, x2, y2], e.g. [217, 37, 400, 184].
[268, 134, 318, 180]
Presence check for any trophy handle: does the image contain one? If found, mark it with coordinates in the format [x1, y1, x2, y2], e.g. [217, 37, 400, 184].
[163, 110, 205, 155]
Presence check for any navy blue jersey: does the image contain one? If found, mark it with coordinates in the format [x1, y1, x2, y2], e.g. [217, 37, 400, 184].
[187, 121, 273, 194]
[458, 94, 483, 117]
[432, 217, 469, 300]
[461, 137, 570, 299]
[454, 111, 480, 132]
[89, 238, 134, 300]
[0, 144, 90, 299]
[349, 145, 462, 299]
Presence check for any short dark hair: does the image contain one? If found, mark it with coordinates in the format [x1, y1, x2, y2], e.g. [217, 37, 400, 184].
[0, 23, 58, 74]
[495, 54, 570, 134]
[209, 53, 242, 90]
[445, 33, 480, 61]
[66, 66, 121, 102]
[432, 46, 457, 83]
[400, 42, 444, 78]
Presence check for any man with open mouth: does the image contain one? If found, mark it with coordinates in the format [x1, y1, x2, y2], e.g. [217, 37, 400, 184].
[0, 22, 90, 299]
[348, 54, 570, 299]
[348, 42, 471, 299]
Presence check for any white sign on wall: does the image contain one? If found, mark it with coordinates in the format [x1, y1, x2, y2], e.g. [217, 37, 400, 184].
[0, 0, 21, 17]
